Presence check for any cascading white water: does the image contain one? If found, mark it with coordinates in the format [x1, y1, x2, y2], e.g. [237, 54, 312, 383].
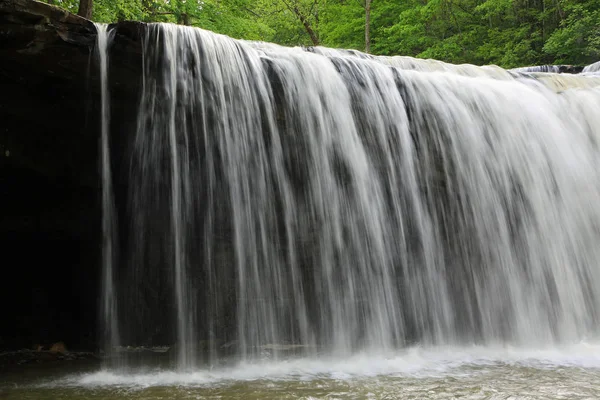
[95, 23, 120, 358]
[583, 60, 600, 73]
[112, 23, 600, 367]
[510, 65, 562, 73]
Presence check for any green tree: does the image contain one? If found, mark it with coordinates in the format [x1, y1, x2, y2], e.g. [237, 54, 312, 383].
[78, 0, 93, 19]
[544, 0, 600, 64]
[38, 0, 600, 67]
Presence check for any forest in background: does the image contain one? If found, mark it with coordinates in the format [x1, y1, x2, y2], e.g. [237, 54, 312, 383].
[42, 0, 600, 68]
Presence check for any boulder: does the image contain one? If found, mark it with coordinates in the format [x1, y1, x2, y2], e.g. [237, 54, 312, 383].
[49, 341, 67, 354]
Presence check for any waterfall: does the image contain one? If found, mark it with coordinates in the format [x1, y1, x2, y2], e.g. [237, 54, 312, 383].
[583, 61, 600, 73]
[95, 23, 119, 359]
[107, 23, 600, 367]
[510, 65, 561, 73]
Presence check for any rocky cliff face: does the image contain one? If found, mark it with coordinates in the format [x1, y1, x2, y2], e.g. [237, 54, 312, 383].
[1, 0, 96, 185]
[0, 0, 140, 351]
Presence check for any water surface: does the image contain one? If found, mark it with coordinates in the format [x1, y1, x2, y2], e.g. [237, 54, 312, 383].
[4, 345, 600, 399]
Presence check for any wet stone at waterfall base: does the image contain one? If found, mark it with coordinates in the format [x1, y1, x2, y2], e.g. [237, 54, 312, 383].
[6, 10, 600, 399]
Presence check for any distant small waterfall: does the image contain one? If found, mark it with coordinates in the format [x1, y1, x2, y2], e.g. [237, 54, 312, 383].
[102, 23, 600, 368]
[511, 65, 562, 73]
[583, 61, 600, 73]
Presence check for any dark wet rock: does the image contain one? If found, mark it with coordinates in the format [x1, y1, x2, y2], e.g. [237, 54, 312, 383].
[558, 65, 584, 74]
[0, 0, 101, 347]
[0, 349, 100, 369]
[49, 341, 67, 354]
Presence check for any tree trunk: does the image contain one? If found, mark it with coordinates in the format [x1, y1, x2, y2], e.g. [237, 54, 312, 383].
[365, 0, 372, 53]
[293, 6, 319, 46]
[77, 0, 93, 20]
[179, 13, 190, 25]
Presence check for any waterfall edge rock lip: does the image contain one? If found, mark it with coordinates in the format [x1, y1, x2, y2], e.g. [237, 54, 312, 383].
[0, 0, 96, 44]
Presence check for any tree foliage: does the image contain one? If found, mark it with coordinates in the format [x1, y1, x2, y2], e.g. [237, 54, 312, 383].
[42, 0, 600, 67]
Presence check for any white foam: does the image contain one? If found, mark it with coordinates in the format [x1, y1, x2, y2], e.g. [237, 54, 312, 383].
[37, 343, 600, 389]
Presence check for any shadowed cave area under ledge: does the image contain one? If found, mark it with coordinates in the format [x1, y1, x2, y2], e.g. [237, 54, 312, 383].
[0, 162, 100, 351]
[0, 0, 142, 354]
